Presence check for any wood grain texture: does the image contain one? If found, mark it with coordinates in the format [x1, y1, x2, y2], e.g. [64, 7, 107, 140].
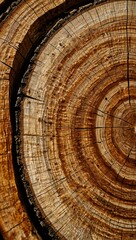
[0, 0, 65, 239]
[1, 0, 136, 239]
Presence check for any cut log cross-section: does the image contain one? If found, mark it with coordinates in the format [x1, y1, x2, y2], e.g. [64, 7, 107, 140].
[1, 0, 136, 239]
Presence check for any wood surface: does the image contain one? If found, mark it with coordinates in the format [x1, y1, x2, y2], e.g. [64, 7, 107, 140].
[0, 0, 136, 239]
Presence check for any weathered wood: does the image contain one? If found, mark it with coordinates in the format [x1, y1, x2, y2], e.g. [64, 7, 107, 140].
[0, 1, 66, 239]
[1, 0, 136, 239]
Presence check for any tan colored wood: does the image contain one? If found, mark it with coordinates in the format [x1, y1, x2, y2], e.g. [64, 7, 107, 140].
[0, 0, 65, 239]
[1, 0, 136, 239]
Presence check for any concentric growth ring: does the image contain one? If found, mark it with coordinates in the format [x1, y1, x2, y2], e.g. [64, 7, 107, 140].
[13, 0, 136, 239]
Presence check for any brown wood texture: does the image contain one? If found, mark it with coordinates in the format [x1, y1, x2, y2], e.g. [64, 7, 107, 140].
[1, 0, 136, 239]
[0, 0, 65, 239]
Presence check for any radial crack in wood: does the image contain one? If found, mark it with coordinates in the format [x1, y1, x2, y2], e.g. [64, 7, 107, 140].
[1, 0, 136, 239]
